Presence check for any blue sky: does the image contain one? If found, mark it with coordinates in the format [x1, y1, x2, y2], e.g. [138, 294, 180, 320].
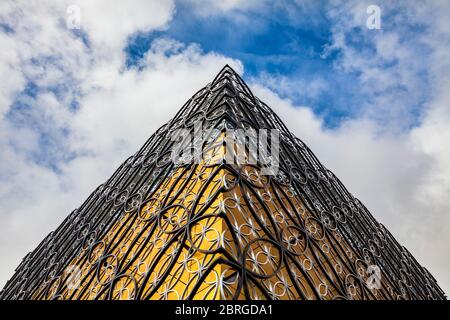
[126, 1, 332, 76]
[123, 0, 429, 129]
[124, 1, 352, 126]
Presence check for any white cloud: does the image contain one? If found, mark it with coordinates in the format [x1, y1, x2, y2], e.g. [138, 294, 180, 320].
[323, 1, 436, 130]
[184, 0, 265, 16]
[254, 72, 327, 100]
[72, 0, 175, 50]
[67, 38, 242, 189]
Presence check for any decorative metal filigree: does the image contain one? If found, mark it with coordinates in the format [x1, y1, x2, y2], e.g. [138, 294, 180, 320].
[0, 65, 445, 300]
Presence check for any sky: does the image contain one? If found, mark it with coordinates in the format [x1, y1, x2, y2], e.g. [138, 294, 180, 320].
[0, 0, 449, 295]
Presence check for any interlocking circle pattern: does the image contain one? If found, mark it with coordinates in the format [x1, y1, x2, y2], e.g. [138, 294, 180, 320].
[0, 66, 445, 300]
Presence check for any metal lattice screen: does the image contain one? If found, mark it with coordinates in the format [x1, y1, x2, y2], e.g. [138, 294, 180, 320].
[0, 66, 445, 300]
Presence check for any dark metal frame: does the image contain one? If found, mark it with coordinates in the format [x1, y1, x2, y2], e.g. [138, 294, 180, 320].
[0, 65, 445, 300]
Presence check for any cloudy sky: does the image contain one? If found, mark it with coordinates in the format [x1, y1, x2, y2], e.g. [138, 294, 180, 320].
[0, 0, 449, 295]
